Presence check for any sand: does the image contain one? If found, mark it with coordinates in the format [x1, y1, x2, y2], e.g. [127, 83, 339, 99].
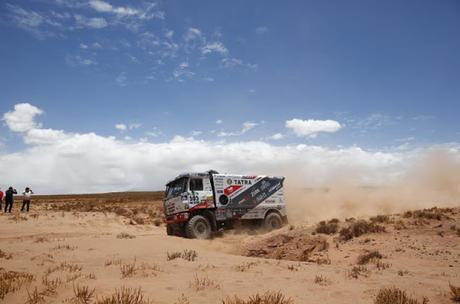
[0, 195, 459, 303]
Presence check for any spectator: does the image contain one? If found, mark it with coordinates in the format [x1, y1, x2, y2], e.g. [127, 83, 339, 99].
[0, 188, 3, 210]
[4, 187, 17, 213]
[21, 187, 34, 212]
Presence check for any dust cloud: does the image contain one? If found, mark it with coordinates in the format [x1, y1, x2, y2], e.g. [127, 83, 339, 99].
[283, 149, 460, 224]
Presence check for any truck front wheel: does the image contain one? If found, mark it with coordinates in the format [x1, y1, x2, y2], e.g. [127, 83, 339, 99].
[264, 212, 283, 231]
[186, 215, 212, 239]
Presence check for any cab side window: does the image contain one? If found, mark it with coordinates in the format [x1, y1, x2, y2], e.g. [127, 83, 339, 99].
[189, 178, 204, 191]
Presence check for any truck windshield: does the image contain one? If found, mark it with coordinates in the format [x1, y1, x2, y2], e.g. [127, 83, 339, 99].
[165, 177, 187, 199]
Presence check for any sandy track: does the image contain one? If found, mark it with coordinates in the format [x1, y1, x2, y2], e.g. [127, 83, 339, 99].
[1, 206, 460, 303]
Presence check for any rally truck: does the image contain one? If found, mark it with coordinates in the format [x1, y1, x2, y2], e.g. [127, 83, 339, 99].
[163, 170, 287, 239]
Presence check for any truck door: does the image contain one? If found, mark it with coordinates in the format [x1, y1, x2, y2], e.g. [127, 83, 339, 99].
[188, 176, 214, 210]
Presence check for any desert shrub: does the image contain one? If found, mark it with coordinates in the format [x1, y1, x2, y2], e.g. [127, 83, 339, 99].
[370, 215, 391, 224]
[357, 250, 383, 265]
[340, 220, 385, 241]
[153, 218, 162, 226]
[167, 251, 182, 261]
[450, 283, 460, 302]
[0, 269, 35, 299]
[403, 207, 450, 221]
[117, 232, 136, 239]
[174, 294, 190, 304]
[394, 220, 407, 230]
[96, 287, 151, 304]
[456, 228, 460, 237]
[72, 284, 95, 304]
[51, 244, 77, 251]
[374, 287, 428, 304]
[0, 249, 13, 260]
[315, 220, 339, 235]
[222, 291, 293, 304]
[189, 274, 220, 291]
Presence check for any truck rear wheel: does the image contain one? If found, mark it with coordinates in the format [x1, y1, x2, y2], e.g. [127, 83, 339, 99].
[264, 212, 283, 231]
[166, 224, 174, 236]
[186, 215, 212, 239]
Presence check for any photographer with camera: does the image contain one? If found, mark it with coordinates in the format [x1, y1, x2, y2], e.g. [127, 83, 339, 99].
[21, 187, 34, 212]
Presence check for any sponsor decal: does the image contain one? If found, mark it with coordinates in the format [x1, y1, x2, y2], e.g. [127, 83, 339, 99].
[224, 185, 242, 196]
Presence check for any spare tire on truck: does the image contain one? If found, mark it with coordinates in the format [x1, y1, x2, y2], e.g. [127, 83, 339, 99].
[264, 212, 283, 231]
[185, 215, 212, 239]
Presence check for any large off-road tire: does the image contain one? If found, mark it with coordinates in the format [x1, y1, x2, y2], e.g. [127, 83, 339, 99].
[264, 212, 283, 231]
[166, 224, 174, 236]
[185, 215, 212, 239]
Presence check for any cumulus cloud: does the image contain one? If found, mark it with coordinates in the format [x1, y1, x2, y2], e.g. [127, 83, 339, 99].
[286, 119, 342, 138]
[3, 103, 43, 132]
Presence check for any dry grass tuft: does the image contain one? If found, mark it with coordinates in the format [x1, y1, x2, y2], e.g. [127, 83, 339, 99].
[222, 291, 293, 304]
[116, 232, 136, 239]
[105, 258, 123, 267]
[315, 220, 339, 235]
[25, 287, 46, 304]
[314, 275, 330, 286]
[167, 249, 198, 261]
[348, 266, 369, 279]
[174, 294, 190, 304]
[374, 287, 428, 304]
[95, 286, 151, 304]
[234, 261, 258, 272]
[450, 283, 460, 302]
[357, 250, 383, 265]
[72, 284, 95, 304]
[35, 236, 50, 243]
[0, 269, 35, 299]
[120, 259, 137, 278]
[41, 276, 61, 296]
[189, 274, 220, 291]
[51, 244, 77, 251]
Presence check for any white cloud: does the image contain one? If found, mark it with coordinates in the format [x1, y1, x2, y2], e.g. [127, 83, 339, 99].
[115, 124, 127, 131]
[191, 131, 202, 136]
[269, 133, 284, 140]
[202, 42, 228, 55]
[286, 119, 342, 138]
[80, 42, 102, 49]
[255, 26, 268, 34]
[184, 27, 202, 41]
[3, 103, 43, 132]
[89, 0, 163, 20]
[172, 62, 194, 81]
[2, 103, 460, 200]
[74, 15, 108, 29]
[66, 55, 97, 67]
[218, 121, 258, 137]
[242, 121, 258, 133]
[216, 120, 223, 124]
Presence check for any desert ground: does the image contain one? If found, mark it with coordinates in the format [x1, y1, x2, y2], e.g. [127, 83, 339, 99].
[1, 192, 460, 304]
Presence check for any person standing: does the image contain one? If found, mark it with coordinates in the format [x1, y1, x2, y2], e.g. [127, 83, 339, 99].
[21, 187, 34, 212]
[4, 187, 17, 213]
[0, 188, 3, 211]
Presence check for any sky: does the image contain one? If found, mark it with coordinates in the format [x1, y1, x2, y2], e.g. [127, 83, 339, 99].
[0, 0, 459, 194]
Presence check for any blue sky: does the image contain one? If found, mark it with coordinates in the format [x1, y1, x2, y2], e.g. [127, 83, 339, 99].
[0, 0, 459, 193]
